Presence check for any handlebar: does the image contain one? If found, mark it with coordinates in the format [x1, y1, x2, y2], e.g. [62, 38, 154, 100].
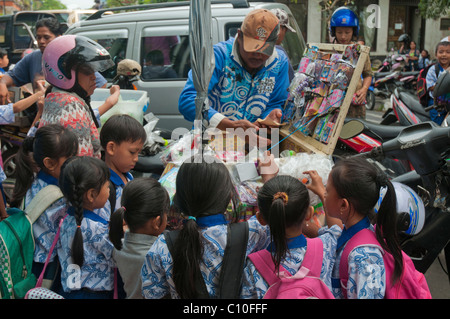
[360, 122, 450, 176]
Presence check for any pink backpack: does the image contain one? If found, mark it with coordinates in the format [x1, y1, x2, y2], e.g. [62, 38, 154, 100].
[339, 228, 432, 299]
[248, 238, 335, 299]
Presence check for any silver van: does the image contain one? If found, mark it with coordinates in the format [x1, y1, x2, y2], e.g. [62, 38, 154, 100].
[65, 1, 306, 131]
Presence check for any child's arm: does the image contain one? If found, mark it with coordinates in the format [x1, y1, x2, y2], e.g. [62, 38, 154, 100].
[303, 170, 343, 229]
[96, 85, 120, 116]
[0, 194, 7, 220]
[257, 151, 279, 183]
[12, 81, 45, 113]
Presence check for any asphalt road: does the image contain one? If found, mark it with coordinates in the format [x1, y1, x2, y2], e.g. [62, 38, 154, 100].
[366, 106, 450, 299]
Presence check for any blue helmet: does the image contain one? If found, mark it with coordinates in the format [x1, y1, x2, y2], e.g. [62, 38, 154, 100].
[329, 7, 359, 37]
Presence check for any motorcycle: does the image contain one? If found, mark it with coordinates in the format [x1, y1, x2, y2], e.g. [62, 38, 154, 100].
[381, 87, 430, 126]
[341, 119, 450, 277]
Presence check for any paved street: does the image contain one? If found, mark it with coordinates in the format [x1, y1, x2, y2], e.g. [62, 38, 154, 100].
[367, 102, 450, 299]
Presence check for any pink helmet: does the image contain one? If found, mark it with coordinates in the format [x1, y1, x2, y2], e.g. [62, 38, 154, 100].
[42, 35, 114, 90]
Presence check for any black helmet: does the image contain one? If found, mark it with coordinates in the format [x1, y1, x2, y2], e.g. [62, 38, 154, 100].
[398, 33, 410, 44]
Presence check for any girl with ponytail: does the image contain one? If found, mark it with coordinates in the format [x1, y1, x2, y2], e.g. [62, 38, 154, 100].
[323, 156, 403, 299]
[109, 177, 170, 299]
[141, 154, 271, 299]
[241, 175, 341, 299]
[57, 156, 114, 299]
[10, 124, 78, 289]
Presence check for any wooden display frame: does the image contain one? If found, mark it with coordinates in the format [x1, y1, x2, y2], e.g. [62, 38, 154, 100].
[280, 43, 370, 155]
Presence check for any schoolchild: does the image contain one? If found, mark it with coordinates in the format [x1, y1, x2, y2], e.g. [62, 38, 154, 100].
[330, 6, 373, 119]
[240, 174, 341, 299]
[141, 154, 271, 299]
[109, 177, 170, 299]
[426, 41, 450, 124]
[57, 156, 115, 299]
[99, 114, 147, 216]
[320, 157, 404, 299]
[10, 124, 78, 290]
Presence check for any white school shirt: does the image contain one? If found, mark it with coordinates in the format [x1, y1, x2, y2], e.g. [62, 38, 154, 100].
[141, 214, 271, 299]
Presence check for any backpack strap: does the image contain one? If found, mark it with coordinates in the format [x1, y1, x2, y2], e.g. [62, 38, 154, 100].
[338, 228, 381, 297]
[248, 249, 286, 286]
[301, 238, 324, 278]
[218, 221, 249, 299]
[25, 185, 64, 224]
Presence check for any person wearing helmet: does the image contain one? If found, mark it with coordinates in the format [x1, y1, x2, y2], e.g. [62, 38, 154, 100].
[38, 35, 119, 158]
[329, 7, 373, 119]
[0, 18, 111, 134]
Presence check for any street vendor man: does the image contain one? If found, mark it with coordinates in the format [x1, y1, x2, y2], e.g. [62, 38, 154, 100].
[178, 9, 290, 134]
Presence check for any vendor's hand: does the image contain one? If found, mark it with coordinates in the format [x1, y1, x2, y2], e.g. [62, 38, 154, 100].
[258, 151, 278, 183]
[256, 109, 283, 129]
[354, 87, 368, 105]
[303, 170, 325, 201]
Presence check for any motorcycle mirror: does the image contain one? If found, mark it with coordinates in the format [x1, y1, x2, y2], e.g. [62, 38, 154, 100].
[340, 120, 365, 140]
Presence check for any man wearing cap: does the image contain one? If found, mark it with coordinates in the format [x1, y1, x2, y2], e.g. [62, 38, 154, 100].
[271, 8, 295, 82]
[178, 9, 290, 134]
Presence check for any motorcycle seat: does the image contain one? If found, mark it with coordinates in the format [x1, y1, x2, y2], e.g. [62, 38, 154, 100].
[398, 91, 429, 118]
[360, 120, 404, 141]
[134, 153, 165, 175]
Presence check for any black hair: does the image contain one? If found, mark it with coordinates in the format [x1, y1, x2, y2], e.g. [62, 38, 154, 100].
[109, 177, 170, 250]
[59, 156, 110, 267]
[257, 175, 310, 272]
[35, 17, 66, 36]
[100, 114, 147, 149]
[10, 124, 79, 208]
[146, 50, 164, 66]
[171, 154, 237, 299]
[330, 157, 403, 283]
[436, 41, 450, 54]
[0, 48, 7, 59]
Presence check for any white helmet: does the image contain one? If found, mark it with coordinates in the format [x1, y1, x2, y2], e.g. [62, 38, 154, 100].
[393, 182, 425, 235]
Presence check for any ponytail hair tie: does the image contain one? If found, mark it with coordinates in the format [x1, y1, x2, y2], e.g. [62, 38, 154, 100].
[273, 192, 289, 205]
[121, 206, 126, 212]
[187, 216, 196, 221]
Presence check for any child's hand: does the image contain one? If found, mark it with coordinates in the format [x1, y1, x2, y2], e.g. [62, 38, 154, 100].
[303, 170, 325, 201]
[106, 85, 120, 108]
[258, 151, 278, 183]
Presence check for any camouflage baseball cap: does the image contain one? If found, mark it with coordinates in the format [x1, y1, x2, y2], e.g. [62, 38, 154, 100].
[270, 8, 296, 33]
[116, 59, 142, 76]
[240, 9, 280, 56]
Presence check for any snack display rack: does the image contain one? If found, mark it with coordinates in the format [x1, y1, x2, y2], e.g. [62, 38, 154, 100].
[279, 42, 370, 155]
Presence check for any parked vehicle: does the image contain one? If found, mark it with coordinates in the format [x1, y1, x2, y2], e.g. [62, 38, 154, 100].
[381, 87, 430, 126]
[0, 11, 57, 65]
[342, 119, 450, 277]
[65, 1, 307, 131]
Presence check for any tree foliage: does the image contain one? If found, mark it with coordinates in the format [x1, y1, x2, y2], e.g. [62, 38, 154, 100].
[418, 0, 450, 20]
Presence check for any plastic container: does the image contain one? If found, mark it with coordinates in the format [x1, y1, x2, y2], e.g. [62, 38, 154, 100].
[90, 88, 149, 126]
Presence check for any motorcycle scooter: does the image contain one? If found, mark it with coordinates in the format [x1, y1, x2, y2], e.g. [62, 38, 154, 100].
[381, 87, 430, 125]
[342, 119, 450, 277]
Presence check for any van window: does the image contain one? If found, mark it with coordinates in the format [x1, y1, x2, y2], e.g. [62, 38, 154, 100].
[140, 35, 188, 80]
[76, 29, 128, 80]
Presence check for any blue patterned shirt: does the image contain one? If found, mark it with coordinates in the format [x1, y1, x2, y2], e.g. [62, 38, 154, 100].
[331, 219, 386, 299]
[241, 224, 342, 299]
[57, 207, 115, 293]
[0, 104, 15, 125]
[25, 171, 68, 263]
[141, 215, 271, 299]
